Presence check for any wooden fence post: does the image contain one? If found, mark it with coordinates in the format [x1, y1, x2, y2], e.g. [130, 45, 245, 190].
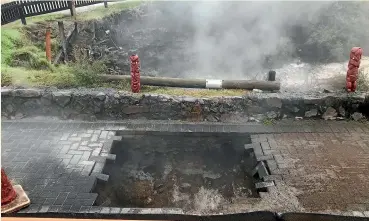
[58, 21, 68, 62]
[268, 70, 276, 81]
[18, 1, 26, 25]
[69, 0, 76, 19]
[104, 0, 108, 8]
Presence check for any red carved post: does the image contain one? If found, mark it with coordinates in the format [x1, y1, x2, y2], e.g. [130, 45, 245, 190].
[346, 47, 363, 92]
[1, 169, 17, 206]
[130, 55, 141, 93]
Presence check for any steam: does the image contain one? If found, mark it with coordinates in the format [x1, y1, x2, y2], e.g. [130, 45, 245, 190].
[188, 2, 320, 79]
[115, 1, 369, 86]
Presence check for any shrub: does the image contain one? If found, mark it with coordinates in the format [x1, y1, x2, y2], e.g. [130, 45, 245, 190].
[9, 46, 55, 70]
[69, 46, 108, 87]
[1, 72, 12, 86]
[71, 61, 107, 87]
[357, 69, 369, 92]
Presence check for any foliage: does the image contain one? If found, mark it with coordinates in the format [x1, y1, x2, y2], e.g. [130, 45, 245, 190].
[9, 46, 55, 70]
[1, 28, 23, 65]
[262, 118, 276, 126]
[1, 72, 12, 86]
[357, 69, 369, 92]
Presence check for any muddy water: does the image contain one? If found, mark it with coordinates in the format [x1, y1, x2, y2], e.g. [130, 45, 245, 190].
[276, 62, 347, 92]
[93, 132, 258, 213]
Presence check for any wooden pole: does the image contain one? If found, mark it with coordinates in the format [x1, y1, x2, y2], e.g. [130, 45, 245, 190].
[101, 75, 206, 88]
[100, 75, 280, 91]
[268, 70, 276, 81]
[70, 0, 76, 20]
[45, 26, 52, 62]
[222, 80, 279, 90]
[104, 0, 108, 8]
[17, 2, 26, 25]
[58, 21, 68, 62]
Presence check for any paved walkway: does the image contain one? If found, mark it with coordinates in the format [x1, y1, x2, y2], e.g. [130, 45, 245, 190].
[2, 120, 369, 216]
[242, 132, 369, 215]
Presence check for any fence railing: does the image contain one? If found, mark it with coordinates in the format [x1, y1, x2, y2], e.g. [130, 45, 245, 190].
[1, 0, 108, 25]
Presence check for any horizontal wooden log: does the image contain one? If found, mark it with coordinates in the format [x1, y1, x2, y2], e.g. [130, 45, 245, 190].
[101, 75, 206, 88]
[222, 80, 280, 90]
[100, 75, 280, 91]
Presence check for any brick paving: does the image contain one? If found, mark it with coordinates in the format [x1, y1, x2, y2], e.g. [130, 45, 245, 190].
[252, 132, 369, 212]
[1, 121, 118, 213]
[2, 119, 369, 216]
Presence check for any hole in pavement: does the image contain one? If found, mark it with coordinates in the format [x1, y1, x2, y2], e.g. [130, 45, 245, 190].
[92, 131, 260, 212]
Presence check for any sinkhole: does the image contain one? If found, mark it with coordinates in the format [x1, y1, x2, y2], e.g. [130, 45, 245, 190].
[92, 131, 261, 212]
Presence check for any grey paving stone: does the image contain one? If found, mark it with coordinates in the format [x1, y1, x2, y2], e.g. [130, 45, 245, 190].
[39, 206, 50, 213]
[53, 192, 69, 205]
[27, 204, 41, 213]
[96, 173, 109, 182]
[59, 205, 72, 212]
[100, 207, 111, 214]
[256, 155, 274, 161]
[89, 206, 102, 213]
[352, 211, 365, 217]
[252, 161, 269, 178]
[69, 205, 82, 213]
[255, 181, 275, 189]
[110, 207, 121, 214]
[363, 211, 369, 217]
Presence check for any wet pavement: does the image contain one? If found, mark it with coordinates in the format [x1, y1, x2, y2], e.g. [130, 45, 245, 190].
[1, 119, 369, 216]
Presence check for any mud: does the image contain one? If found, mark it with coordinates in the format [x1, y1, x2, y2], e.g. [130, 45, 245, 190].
[93, 132, 259, 214]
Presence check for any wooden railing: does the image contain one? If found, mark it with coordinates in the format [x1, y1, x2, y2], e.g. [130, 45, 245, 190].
[1, 0, 108, 25]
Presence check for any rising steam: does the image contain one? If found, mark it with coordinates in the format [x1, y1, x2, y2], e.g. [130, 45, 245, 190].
[112, 1, 369, 88]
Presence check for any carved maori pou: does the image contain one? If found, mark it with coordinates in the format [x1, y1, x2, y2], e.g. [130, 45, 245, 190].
[346, 47, 363, 92]
[130, 55, 141, 93]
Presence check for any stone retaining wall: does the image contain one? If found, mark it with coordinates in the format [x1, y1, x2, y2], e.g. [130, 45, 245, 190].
[1, 88, 368, 122]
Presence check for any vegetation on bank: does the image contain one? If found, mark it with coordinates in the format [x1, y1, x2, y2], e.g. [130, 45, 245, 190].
[358, 57, 369, 91]
[1, 1, 369, 96]
[1, 1, 245, 97]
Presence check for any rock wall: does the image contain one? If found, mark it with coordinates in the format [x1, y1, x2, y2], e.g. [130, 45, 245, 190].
[1, 88, 368, 122]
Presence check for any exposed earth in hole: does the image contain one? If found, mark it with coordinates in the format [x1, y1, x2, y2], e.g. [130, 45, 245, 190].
[72, 1, 369, 92]
[93, 132, 259, 214]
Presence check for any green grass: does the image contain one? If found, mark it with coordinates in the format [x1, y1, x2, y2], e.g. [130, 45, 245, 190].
[1, 1, 141, 84]
[1, 28, 24, 65]
[101, 79, 246, 97]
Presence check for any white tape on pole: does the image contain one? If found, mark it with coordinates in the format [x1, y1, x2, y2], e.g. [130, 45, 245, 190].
[206, 79, 223, 89]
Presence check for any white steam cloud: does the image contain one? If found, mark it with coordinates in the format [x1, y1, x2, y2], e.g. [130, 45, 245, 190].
[113, 1, 369, 90]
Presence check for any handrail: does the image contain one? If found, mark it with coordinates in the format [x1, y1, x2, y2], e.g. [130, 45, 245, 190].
[1, 0, 108, 25]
